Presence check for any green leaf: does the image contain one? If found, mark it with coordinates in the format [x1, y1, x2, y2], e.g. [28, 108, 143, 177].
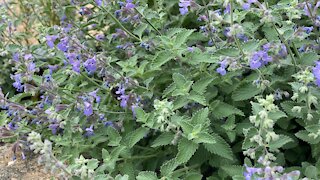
[215, 48, 240, 57]
[122, 127, 148, 148]
[195, 132, 216, 144]
[151, 132, 175, 147]
[107, 127, 122, 146]
[299, 52, 319, 66]
[188, 92, 207, 105]
[304, 165, 318, 179]
[152, 51, 174, 69]
[232, 83, 261, 101]
[191, 108, 209, 125]
[87, 159, 99, 170]
[221, 165, 244, 177]
[176, 137, 199, 164]
[174, 29, 195, 48]
[160, 159, 178, 176]
[204, 133, 233, 160]
[242, 40, 260, 52]
[269, 135, 293, 150]
[192, 77, 213, 94]
[211, 100, 244, 119]
[135, 107, 147, 123]
[295, 130, 320, 144]
[133, 23, 148, 38]
[136, 171, 158, 180]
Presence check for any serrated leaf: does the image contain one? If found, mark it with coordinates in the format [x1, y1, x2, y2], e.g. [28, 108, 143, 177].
[269, 135, 293, 150]
[204, 133, 233, 160]
[191, 108, 209, 125]
[221, 165, 244, 177]
[242, 40, 260, 52]
[136, 171, 158, 180]
[133, 23, 148, 38]
[107, 127, 122, 146]
[122, 127, 148, 148]
[135, 107, 147, 123]
[195, 132, 216, 144]
[299, 52, 319, 66]
[211, 100, 244, 119]
[176, 137, 199, 164]
[174, 29, 195, 48]
[192, 77, 213, 94]
[232, 83, 261, 101]
[151, 132, 175, 147]
[160, 159, 178, 176]
[215, 48, 240, 57]
[188, 92, 207, 105]
[152, 51, 174, 69]
[295, 130, 320, 144]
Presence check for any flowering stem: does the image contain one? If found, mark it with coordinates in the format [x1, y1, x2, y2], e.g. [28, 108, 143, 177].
[134, 7, 162, 35]
[92, 1, 141, 41]
[201, 0, 217, 48]
[229, 0, 245, 57]
[80, 71, 108, 91]
[272, 23, 298, 72]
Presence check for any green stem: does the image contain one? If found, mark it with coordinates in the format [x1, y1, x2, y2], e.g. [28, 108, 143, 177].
[230, 0, 245, 56]
[272, 23, 298, 71]
[92, 1, 140, 41]
[80, 71, 108, 90]
[134, 7, 162, 35]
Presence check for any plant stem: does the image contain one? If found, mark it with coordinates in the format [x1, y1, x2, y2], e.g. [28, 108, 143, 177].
[92, 1, 140, 41]
[134, 7, 162, 35]
[230, 0, 245, 57]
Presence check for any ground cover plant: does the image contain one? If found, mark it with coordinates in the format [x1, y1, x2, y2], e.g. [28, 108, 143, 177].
[0, 0, 320, 179]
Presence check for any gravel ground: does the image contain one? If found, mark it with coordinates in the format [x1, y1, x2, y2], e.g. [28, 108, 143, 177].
[0, 142, 54, 180]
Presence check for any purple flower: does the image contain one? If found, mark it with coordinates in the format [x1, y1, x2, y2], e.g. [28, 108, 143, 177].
[85, 125, 94, 137]
[313, 61, 320, 86]
[83, 101, 93, 116]
[95, 0, 102, 6]
[46, 35, 58, 48]
[49, 123, 59, 134]
[224, 3, 230, 14]
[249, 50, 272, 69]
[216, 60, 228, 75]
[11, 74, 23, 92]
[24, 54, 33, 60]
[84, 57, 97, 74]
[8, 122, 18, 130]
[104, 121, 114, 127]
[242, 3, 251, 10]
[119, 94, 129, 108]
[13, 53, 20, 62]
[27, 62, 36, 72]
[96, 34, 105, 41]
[179, 0, 192, 15]
[89, 89, 100, 103]
[216, 67, 227, 75]
[70, 60, 81, 73]
[57, 38, 69, 52]
[303, 26, 313, 34]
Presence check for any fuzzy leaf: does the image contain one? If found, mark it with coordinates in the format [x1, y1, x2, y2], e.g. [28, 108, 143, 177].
[176, 137, 199, 164]
[122, 127, 148, 148]
[204, 133, 233, 160]
[269, 135, 293, 150]
[136, 171, 158, 180]
[192, 77, 213, 94]
[232, 83, 261, 101]
[151, 132, 175, 147]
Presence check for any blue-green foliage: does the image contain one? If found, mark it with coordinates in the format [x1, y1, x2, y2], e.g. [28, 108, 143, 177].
[1, 0, 320, 179]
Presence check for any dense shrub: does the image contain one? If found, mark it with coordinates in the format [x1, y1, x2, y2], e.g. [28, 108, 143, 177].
[1, 0, 320, 179]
